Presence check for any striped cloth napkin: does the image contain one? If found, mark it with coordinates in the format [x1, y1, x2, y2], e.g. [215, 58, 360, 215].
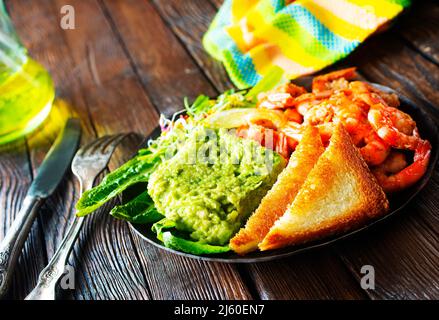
[203, 0, 410, 88]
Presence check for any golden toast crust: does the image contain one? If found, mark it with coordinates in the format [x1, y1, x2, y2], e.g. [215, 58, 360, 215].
[259, 123, 389, 251]
[230, 126, 324, 254]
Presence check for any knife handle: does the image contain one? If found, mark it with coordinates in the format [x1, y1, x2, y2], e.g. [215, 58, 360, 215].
[0, 195, 41, 299]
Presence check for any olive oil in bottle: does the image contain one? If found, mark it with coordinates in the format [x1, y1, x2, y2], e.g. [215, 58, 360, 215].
[0, 0, 55, 145]
[0, 57, 54, 144]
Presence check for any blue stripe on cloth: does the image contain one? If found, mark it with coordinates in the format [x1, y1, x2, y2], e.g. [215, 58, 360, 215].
[274, 4, 360, 55]
[203, 0, 234, 61]
[227, 46, 262, 87]
[270, 0, 286, 13]
[206, 0, 261, 87]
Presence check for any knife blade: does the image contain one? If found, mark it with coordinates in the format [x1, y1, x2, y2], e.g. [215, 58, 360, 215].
[28, 118, 81, 197]
[0, 118, 81, 299]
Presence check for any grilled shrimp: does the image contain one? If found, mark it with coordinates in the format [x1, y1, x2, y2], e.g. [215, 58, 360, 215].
[359, 130, 391, 166]
[237, 125, 292, 158]
[351, 81, 421, 151]
[236, 70, 431, 193]
[258, 83, 307, 109]
[302, 102, 334, 126]
[312, 67, 357, 93]
[372, 139, 431, 193]
[378, 151, 408, 174]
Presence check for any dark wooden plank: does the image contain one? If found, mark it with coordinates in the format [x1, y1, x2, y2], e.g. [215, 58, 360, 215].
[130, 235, 251, 300]
[0, 140, 46, 299]
[101, 0, 217, 116]
[152, 0, 235, 92]
[209, 0, 224, 10]
[101, 0, 253, 300]
[6, 0, 437, 300]
[399, 1, 439, 66]
[7, 0, 93, 260]
[336, 210, 439, 299]
[67, 194, 150, 300]
[248, 249, 366, 300]
[409, 170, 439, 235]
[8, 0, 156, 299]
[152, 0, 369, 300]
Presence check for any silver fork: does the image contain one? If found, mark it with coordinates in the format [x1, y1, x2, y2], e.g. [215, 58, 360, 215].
[25, 133, 129, 300]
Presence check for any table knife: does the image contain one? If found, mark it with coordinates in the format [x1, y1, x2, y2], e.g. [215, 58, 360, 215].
[0, 118, 81, 299]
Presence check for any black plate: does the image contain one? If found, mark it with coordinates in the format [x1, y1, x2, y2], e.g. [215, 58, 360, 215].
[127, 83, 438, 263]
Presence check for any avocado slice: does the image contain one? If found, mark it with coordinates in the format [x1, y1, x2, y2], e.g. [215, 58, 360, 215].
[110, 191, 163, 224]
[152, 219, 230, 255]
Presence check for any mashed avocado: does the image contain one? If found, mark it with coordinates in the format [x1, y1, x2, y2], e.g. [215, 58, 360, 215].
[148, 127, 286, 245]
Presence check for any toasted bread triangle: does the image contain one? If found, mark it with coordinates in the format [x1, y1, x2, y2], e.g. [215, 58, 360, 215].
[259, 123, 389, 251]
[230, 126, 324, 254]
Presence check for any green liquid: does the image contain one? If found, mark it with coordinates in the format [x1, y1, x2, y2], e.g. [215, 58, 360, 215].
[0, 57, 54, 144]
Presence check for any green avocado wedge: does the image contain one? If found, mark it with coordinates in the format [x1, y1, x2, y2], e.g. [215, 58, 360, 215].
[152, 219, 230, 255]
[110, 191, 163, 224]
[161, 232, 231, 255]
[76, 152, 162, 217]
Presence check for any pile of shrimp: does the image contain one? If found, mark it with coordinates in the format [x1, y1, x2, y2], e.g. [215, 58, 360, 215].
[237, 68, 431, 193]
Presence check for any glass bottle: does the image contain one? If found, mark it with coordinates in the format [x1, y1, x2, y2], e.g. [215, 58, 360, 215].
[0, 0, 55, 145]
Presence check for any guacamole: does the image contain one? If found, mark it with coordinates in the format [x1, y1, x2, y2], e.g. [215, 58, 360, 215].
[148, 127, 286, 245]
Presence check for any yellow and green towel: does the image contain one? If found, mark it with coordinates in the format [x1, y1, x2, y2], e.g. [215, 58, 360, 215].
[203, 0, 410, 88]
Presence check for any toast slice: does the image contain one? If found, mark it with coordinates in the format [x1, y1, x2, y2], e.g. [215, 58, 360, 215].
[230, 126, 324, 254]
[259, 123, 389, 251]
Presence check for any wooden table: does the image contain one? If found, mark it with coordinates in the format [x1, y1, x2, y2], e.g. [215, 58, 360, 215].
[1, 0, 438, 300]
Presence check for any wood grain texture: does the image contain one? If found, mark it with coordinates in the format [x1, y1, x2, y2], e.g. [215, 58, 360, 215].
[336, 212, 439, 299]
[248, 248, 366, 300]
[152, 0, 235, 92]
[130, 235, 252, 300]
[209, 0, 224, 10]
[66, 195, 151, 300]
[7, 0, 156, 299]
[101, 0, 217, 116]
[399, 2, 439, 66]
[2, 0, 439, 300]
[0, 140, 47, 299]
[409, 170, 439, 236]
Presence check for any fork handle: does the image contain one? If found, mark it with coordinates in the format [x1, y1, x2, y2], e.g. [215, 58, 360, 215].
[25, 181, 92, 300]
[0, 195, 42, 299]
[25, 217, 86, 300]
